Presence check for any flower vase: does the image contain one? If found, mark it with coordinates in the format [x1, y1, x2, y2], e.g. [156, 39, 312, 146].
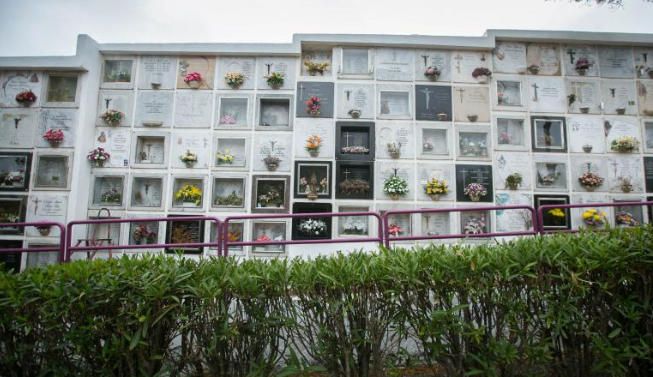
[583, 145, 593, 153]
[182, 201, 197, 208]
[390, 194, 401, 200]
[48, 140, 61, 148]
[308, 149, 319, 157]
[648, 70, 653, 79]
[429, 194, 440, 201]
[94, 160, 105, 168]
[583, 185, 596, 192]
[151, 82, 161, 89]
[467, 115, 478, 122]
[307, 192, 318, 201]
[269, 82, 282, 90]
[19, 101, 34, 107]
[349, 109, 361, 119]
[437, 113, 448, 121]
[476, 75, 489, 84]
[389, 151, 400, 159]
[469, 194, 481, 202]
[188, 80, 201, 89]
[507, 183, 519, 190]
[576, 68, 587, 76]
[616, 108, 626, 115]
[266, 162, 279, 171]
[37, 227, 51, 236]
[425, 74, 439, 82]
[184, 161, 196, 168]
[580, 106, 590, 114]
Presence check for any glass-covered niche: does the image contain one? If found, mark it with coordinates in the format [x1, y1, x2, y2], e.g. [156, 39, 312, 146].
[535, 195, 570, 231]
[0, 196, 26, 235]
[294, 161, 332, 200]
[495, 117, 527, 150]
[214, 136, 248, 169]
[339, 48, 373, 78]
[377, 86, 412, 120]
[91, 175, 125, 208]
[535, 161, 568, 191]
[0, 153, 31, 191]
[212, 176, 246, 210]
[128, 221, 159, 245]
[460, 210, 491, 236]
[171, 178, 204, 210]
[217, 221, 245, 255]
[34, 154, 70, 190]
[420, 211, 451, 237]
[495, 79, 523, 107]
[417, 125, 450, 159]
[251, 220, 286, 253]
[216, 96, 250, 129]
[130, 176, 164, 209]
[257, 96, 292, 130]
[251, 175, 290, 213]
[101, 57, 135, 88]
[165, 216, 205, 254]
[644, 121, 653, 153]
[337, 206, 370, 237]
[292, 202, 332, 241]
[456, 127, 490, 160]
[335, 161, 374, 200]
[44, 73, 78, 106]
[134, 134, 167, 166]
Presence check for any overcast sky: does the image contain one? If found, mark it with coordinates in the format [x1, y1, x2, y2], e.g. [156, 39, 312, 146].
[1, 0, 652, 57]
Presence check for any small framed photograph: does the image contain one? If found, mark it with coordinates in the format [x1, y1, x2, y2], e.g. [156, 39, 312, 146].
[251, 175, 290, 213]
[535, 195, 571, 230]
[0, 152, 31, 191]
[531, 116, 567, 152]
[294, 161, 332, 199]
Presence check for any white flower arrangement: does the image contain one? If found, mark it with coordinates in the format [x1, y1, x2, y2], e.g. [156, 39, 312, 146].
[298, 219, 327, 236]
[383, 175, 409, 198]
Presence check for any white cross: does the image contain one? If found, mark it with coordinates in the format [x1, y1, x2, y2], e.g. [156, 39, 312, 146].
[420, 87, 434, 110]
[454, 54, 464, 73]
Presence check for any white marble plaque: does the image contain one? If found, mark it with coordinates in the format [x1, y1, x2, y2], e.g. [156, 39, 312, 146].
[415, 50, 451, 82]
[494, 152, 532, 190]
[567, 116, 605, 153]
[598, 47, 635, 79]
[293, 118, 335, 159]
[453, 86, 490, 122]
[494, 192, 533, 232]
[171, 132, 210, 169]
[637, 81, 653, 116]
[375, 122, 415, 159]
[174, 91, 212, 128]
[416, 162, 455, 201]
[451, 51, 491, 83]
[135, 91, 173, 127]
[339, 48, 371, 76]
[216, 57, 256, 90]
[493, 42, 527, 74]
[565, 79, 600, 114]
[375, 162, 415, 201]
[563, 45, 599, 77]
[138, 56, 177, 90]
[176, 57, 215, 89]
[337, 83, 374, 119]
[0, 109, 37, 148]
[601, 80, 637, 115]
[37, 109, 77, 148]
[570, 156, 608, 192]
[94, 128, 131, 167]
[527, 77, 566, 113]
[25, 194, 67, 237]
[375, 49, 414, 81]
[526, 44, 561, 76]
[606, 156, 644, 193]
[96, 90, 133, 126]
[256, 57, 297, 90]
[0, 72, 42, 107]
[605, 117, 640, 152]
[253, 133, 292, 172]
[634, 48, 653, 78]
[419, 209, 452, 237]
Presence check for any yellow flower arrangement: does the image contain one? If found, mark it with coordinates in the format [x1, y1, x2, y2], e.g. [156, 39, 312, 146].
[548, 208, 566, 218]
[424, 178, 448, 199]
[582, 209, 607, 227]
[174, 184, 202, 206]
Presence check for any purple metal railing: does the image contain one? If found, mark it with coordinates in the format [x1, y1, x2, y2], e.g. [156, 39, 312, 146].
[65, 216, 221, 262]
[382, 205, 538, 248]
[537, 200, 653, 233]
[222, 211, 383, 256]
[0, 221, 67, 263]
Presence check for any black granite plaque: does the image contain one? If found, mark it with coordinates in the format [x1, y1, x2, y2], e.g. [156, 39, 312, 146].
[296, 82, 334, 118]
[336, 161, 374, 200]
[166, 216, 205, 254]
[0, 240, 22, 272]
[335, 122, 375, 161]
[415, 85, 452, 121]
[534, 195, 570, 230]
[645, 157, 653, 193]
[292, 202, 333, 240]
[455, 164, 494, 203]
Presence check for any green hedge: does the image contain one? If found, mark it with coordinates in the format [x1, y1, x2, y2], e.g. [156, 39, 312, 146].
[1, 228, 652, 377]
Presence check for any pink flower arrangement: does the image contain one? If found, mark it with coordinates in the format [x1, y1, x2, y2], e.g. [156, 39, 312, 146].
[87, 147, 110, 162]
[387, 224, 403, 237]
[42, 129, 64, 144]
[498, 131, 511, 144]
[183, 72, 202, 83]
[463, 183, 487, 201]
[424, 66, 441, 80]
[575, 58, 592, 71]
[305, 96, 321, 116]
[15, 90, 37, 105]
[471, 67, 492, 79]
[256, 234, 271, 242]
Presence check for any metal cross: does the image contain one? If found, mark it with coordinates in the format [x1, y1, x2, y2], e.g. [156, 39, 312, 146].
[32, 197, 40, 215]
[567, 49, 576, 64]
[454, 54, 464, 73]
[345, 90, 352, 101]
[104, 98, 112, 111]
[343, 168, 351, 180]
[298, 83, 305, 99]
[421, 55, 429, 67]
[643, 53, 649, 63]
[531, 83, 540, 102]
[456, 87, 465, 103]
[344, 132, 351, 147]
[610, 88, 616, 98]
[265, 63, 272, 75]
[420, 87, 433, 110]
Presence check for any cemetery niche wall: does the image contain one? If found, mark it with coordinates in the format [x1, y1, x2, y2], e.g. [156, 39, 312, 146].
[2, 30, 653, 265]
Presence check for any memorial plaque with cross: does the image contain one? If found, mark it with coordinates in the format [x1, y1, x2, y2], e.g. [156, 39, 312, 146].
[295, 82, 334, 118]
[415, 85, 451, 121]
[455, 164, 494, 202]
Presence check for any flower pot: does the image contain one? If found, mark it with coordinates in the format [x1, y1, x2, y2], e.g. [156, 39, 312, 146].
[469, 194, 481, 202]
[104, 119, 121, 127]
[527, 65, 540, 75]
[476, 75, 489, 84]
[151, 82, 162, 89]
[48, 140, 62, 148]
[582, 185, 597, 192]
[616, 108, 626, 115]
[308, 70, 323, 76]
[580, 107, 590, 114]
[182, 201, 197, 208]
[184, 161, 197, 168]
[437, 113, 448, 121]
[425, 73, 439, 81]
[18, 101, 35, 107]
[467, 115, 478, 122]
[94, 160, 105, 168]
[621, 184, 633, 193]
[506, 183, 519, 190]
[583, 145, 593, 153]
[187, 80, 201, 89]
[269, 82, 282, 90]
[576, 68, 588, 76]
[389, 193, 401, 200]
[307, 192, 318, 201]
[429, 194, 440, 201]
[37, 227, 51, 236]
[348, 109, 361, 119]
[389, 151, 401, 159]
[308, 149, 319, 157]
[266, 162, 279, 171]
